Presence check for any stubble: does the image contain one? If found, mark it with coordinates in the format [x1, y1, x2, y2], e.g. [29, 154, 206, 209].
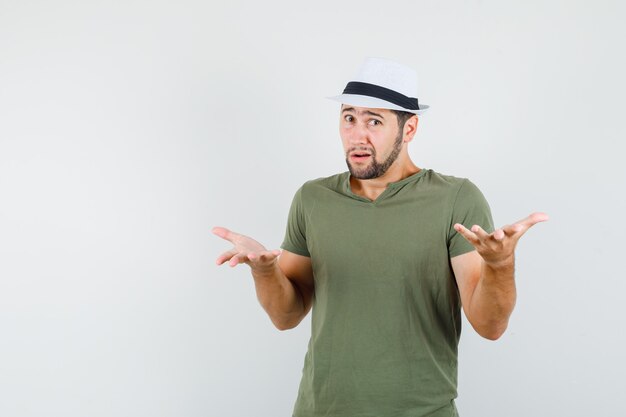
[345, 130, 404, 180]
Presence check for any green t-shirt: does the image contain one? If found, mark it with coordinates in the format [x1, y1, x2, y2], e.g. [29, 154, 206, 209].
[281, 169, 494, 417]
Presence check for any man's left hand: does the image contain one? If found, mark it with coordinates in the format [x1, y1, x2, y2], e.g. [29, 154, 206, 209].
[454, 212, 549, 268]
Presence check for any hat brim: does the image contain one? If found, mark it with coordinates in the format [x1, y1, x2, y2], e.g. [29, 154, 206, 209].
[327, 94, 429, 115]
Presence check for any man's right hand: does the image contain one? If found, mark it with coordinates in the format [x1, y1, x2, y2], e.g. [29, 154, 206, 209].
[212, 226, 282, 272]
[212, 226, 314, 330]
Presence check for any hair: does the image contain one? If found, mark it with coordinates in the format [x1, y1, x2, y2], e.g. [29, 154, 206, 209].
[391, 110, 417, 131]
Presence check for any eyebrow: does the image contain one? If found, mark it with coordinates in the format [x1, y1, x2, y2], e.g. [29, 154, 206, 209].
[341, 107, 385, 119]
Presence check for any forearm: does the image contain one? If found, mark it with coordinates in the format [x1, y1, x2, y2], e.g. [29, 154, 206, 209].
[251, 262, 306, 330]
[467, 257, 517, 340]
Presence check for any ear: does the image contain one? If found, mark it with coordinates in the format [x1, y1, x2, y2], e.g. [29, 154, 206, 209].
[403, 115, 419, 143]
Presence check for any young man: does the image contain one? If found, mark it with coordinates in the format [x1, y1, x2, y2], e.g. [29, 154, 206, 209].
[213, 58, 548, 417]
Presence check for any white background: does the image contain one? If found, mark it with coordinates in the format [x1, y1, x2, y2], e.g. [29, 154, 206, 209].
[1, 1, 625, 416]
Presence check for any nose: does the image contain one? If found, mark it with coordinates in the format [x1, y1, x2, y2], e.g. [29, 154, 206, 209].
[346, 121, 370, 147]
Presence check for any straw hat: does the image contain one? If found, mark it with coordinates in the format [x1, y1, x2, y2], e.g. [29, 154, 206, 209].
[328, 57, 429, 115]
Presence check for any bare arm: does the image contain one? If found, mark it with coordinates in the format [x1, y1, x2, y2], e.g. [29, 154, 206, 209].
[212, 227, 314, 330]
[451, 251, 516, 340]
[451, 212, 549, 340]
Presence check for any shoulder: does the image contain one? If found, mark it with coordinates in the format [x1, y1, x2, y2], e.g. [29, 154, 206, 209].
[419, 169, 474, 196]
[423, 169, 467, 187]
[297, 172, 349, 198]
[302, 172, 348, 188]
[418, 170, 490, 211]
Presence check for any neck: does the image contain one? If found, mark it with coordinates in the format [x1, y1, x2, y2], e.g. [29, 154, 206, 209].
[349, 154, 421, 201]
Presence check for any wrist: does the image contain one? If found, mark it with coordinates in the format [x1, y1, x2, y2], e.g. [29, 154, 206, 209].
[484, 255, 515, 272]
[251, 259, 280, 278]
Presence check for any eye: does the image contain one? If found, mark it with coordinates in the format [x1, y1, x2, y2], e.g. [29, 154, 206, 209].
[344, 114, 354, 122]
[368, 119, 382, 126]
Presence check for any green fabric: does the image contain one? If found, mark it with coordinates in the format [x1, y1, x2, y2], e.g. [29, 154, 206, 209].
[281, 169, 494, 417]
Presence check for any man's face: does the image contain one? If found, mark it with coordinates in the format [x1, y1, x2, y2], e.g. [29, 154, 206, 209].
[340, 105, 404, 180]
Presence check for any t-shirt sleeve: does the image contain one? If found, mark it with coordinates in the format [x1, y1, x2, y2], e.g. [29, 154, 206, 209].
[448, 179, 495, 258]
[280, 186, 311, 257]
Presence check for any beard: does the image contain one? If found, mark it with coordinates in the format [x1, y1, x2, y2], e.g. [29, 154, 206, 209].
[345, 130, 403, 180]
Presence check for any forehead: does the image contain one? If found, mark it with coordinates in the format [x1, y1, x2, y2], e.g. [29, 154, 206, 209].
[340, 105, 393, 119]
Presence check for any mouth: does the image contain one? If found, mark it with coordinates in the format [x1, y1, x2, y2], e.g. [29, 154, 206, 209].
[349, 151, 373, 162]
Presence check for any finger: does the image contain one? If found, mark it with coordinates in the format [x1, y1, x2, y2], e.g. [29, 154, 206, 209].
[454, 223, 479, 245]
[264, 249, 282, 260]
[211, 226, 240, 243]
[503, 212, 549, 239]
[228, 253, 249, 267]
[502, 223, 524, 237]
[216, 249, 238, 266]
[470, 224, 490, 241]
[513, 212, 550, 230]
[493, 228, 505, 241]
[249, 249, 282, 263]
